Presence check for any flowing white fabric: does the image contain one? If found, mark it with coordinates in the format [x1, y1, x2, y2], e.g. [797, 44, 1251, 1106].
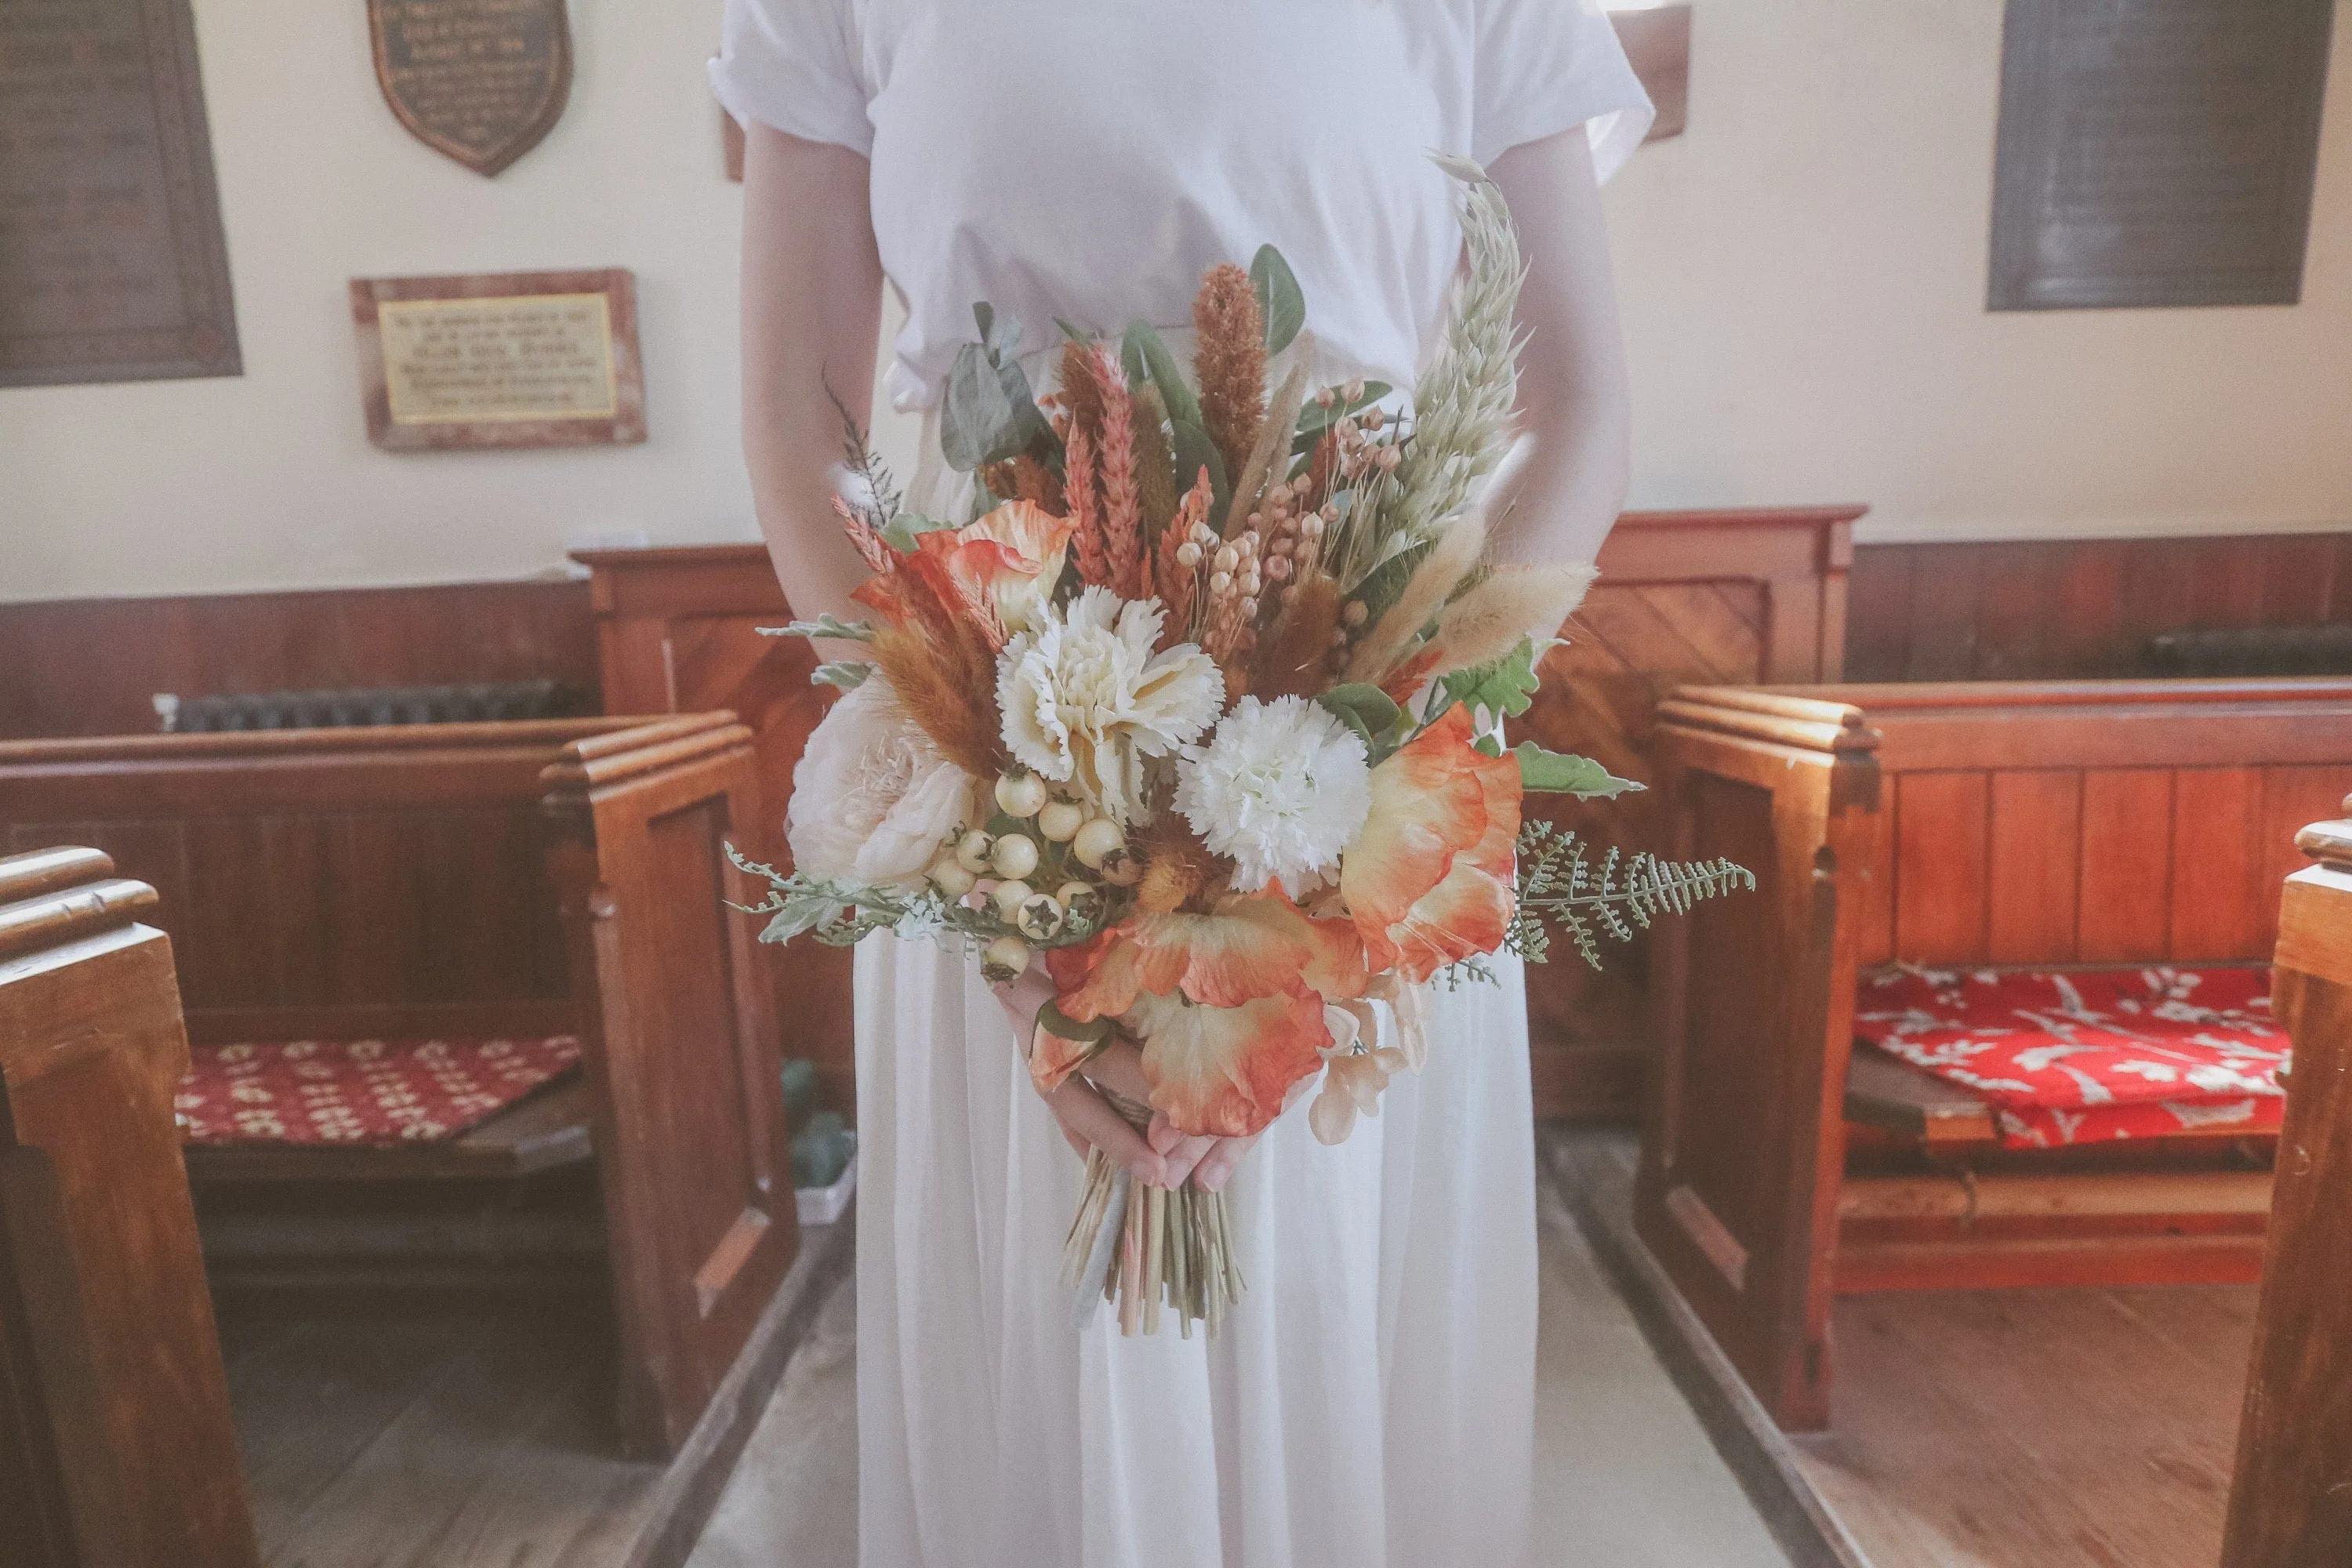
[855, 935, 1537, 1568]
[849, 441, 1537, 1568]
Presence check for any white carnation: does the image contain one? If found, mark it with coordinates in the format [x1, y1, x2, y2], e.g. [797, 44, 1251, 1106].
[1174, 695, 1371, 898]
[787, 674, 977, 891]
[996, 586, 1224, 823]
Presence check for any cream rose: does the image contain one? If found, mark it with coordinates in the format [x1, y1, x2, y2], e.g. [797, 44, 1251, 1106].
[787, 673, 977, 891]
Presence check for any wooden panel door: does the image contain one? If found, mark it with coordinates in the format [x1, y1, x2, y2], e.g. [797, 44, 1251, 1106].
[542, 721, 799, 1457]
[577, 549, 857, 1119]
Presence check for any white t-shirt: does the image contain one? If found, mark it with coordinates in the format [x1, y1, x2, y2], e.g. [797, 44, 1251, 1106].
[711, 0, 1651, 412]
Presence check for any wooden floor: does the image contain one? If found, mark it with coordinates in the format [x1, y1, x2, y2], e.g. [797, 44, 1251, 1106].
[1540, 1122, 2262, 1568]
[1792, 1283, 2256, 1568]
[216, 1220, 851, 1568]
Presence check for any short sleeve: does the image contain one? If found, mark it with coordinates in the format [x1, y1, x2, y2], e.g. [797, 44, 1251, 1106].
[709, 0, 873, 157]
[1472, 0, 1654, 180]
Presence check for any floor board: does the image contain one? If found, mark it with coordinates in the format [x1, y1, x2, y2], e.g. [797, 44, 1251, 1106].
[221, 1220, 848, 1568]
[1792, 1282, 2256, 1568]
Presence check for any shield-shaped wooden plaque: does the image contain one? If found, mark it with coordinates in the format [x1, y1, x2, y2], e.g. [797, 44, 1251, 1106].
[368, 0, 572, 176]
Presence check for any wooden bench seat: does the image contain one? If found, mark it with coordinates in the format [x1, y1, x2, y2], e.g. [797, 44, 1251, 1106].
[0, 714, 795, 1457]
[1635, 677, 2352, 1431]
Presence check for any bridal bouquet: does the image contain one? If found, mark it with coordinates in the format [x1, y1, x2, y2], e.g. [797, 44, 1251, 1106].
[736, 157, 1749, 1336]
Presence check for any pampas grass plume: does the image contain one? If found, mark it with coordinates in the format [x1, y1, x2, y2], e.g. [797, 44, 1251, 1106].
[1421, 562, 1598, 679]
[1342, 514, 1486, 685]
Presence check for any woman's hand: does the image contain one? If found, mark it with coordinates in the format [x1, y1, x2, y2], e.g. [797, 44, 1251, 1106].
[990, 972, 1167, 1188]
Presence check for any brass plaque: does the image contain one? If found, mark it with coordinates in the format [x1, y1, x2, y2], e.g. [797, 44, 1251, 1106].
[1990, 0, 2335, 310]
[368, 0, 572, 176]
[351, 269, 646, 450]
[0, 0, 241, 387]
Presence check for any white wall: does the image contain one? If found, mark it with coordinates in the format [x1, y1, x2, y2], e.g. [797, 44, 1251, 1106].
[5, 1, 2351, 602]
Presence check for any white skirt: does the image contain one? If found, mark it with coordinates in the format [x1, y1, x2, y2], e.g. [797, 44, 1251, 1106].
[852, 428, 1539, 1568]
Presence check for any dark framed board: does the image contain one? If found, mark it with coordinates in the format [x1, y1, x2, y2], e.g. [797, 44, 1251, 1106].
[0, 0, 241, 387]
[350, 268, 647, 451]
[1988, 0, 2335, 311]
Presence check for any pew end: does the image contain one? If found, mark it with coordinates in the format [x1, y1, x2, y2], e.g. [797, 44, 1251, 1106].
[0, 847, 260, 1567]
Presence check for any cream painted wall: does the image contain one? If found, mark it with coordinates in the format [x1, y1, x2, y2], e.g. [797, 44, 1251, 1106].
[4, 2, 2350, 602]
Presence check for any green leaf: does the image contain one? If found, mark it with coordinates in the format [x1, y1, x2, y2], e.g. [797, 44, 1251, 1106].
[941, 341, 1017, 470]
[1037, 1000, 1114, 1047]
[1124, 319, 1203, 430]
[1515, 743, 1645, 798]
[1250, 245, 1306, 356]
[1473, 733, 1503, 758]
[879, 512, 957, 553]
[1351, 539, 1432, 619]
[762, 614, 875, 643]
[1169, 418, 1230, 519]
[1316, 684, 1402, 740]
[1055, 316, 1092, 344]
[811, 661, 873, 691]
[1438, 636, 1544, 724]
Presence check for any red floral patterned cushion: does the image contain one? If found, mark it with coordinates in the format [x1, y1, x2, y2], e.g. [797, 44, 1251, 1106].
[1853, 967, 2286, 1149]
[176, 1036, 583, 1145]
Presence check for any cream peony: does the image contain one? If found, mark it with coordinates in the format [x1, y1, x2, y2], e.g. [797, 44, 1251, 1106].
[1174, 695, 1371, 897]
[787, 674, 977, 891]
[996, 586, 1223, 822]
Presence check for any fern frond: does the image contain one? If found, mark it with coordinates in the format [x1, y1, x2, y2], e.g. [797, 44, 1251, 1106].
[1508, 820, 1756, 971]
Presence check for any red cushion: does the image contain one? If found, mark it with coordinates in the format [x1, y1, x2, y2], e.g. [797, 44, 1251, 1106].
[176, 1036, 583, 1146]
[1854, 968, 2286, 1149]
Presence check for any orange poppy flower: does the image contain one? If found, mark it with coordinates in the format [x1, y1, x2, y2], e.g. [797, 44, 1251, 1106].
[1339, 706, 1522, 982]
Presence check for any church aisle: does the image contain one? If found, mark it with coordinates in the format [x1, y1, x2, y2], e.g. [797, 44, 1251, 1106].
[688, 1171, 1791, 1567]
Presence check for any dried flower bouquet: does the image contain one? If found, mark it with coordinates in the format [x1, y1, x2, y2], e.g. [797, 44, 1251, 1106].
[735, 156, 1751, 1336]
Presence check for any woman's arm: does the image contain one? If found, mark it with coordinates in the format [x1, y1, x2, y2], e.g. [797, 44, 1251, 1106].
[1481, 128, 1635, 568]
[739, 123, 889, 641]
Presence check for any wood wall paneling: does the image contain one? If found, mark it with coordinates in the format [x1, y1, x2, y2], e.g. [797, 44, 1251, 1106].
[1985, 768, 2082, 964]
[0, 580, 601, 741]
[1846, 533, 2352, 684]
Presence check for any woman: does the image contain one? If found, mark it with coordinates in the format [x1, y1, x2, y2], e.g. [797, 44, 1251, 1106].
[713, 5, 1650, 1564]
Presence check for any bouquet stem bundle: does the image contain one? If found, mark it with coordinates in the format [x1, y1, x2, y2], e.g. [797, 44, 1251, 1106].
[1060, 1089, 1244, 1337]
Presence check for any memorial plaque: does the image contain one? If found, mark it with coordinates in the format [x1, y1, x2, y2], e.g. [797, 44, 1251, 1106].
[350, 269, 646, 450]
[1989, 0, 2335, 310]
[368, 0, 572, 176]
[0, 0, 241, 387]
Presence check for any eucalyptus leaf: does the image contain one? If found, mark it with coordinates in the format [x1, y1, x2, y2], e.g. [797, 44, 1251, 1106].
[879, 512, 958, 553]
[1250, 245, 1306, 356]
[1351, 539, 1432, 619]
[1124, 319, 1203, 430]
[762, 614, 876, 643]
[941, 340, 1018, 470]
[811, 661, 873, 691]
[1038, 1000, 1114, 1047]
[1515, 744, 1645, 799]
[1316, 684, 1402, 741]
[1170, 418, 1231, 517]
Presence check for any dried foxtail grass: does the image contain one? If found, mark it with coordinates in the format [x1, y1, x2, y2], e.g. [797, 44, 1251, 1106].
[1253, 572, 1343, 700]
[1421, 561, 1598, 679]
[1192, 263, 1265, 484]
[872, 617, 1010, 781]
[1131, 383, 1179, 540]
[1341, 514, 1486, 686]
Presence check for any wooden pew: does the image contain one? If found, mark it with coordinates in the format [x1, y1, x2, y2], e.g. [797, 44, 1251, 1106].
[2223, 802, 2352, 1568]
[0, 847, 259, 1567]
[0, 714, 794, 1458]
[1635, 677, 2352, 1431]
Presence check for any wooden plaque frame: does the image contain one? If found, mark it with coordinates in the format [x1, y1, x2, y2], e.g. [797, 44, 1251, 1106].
[350, 268, 647, 451]
[0, 0, 241, 387]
